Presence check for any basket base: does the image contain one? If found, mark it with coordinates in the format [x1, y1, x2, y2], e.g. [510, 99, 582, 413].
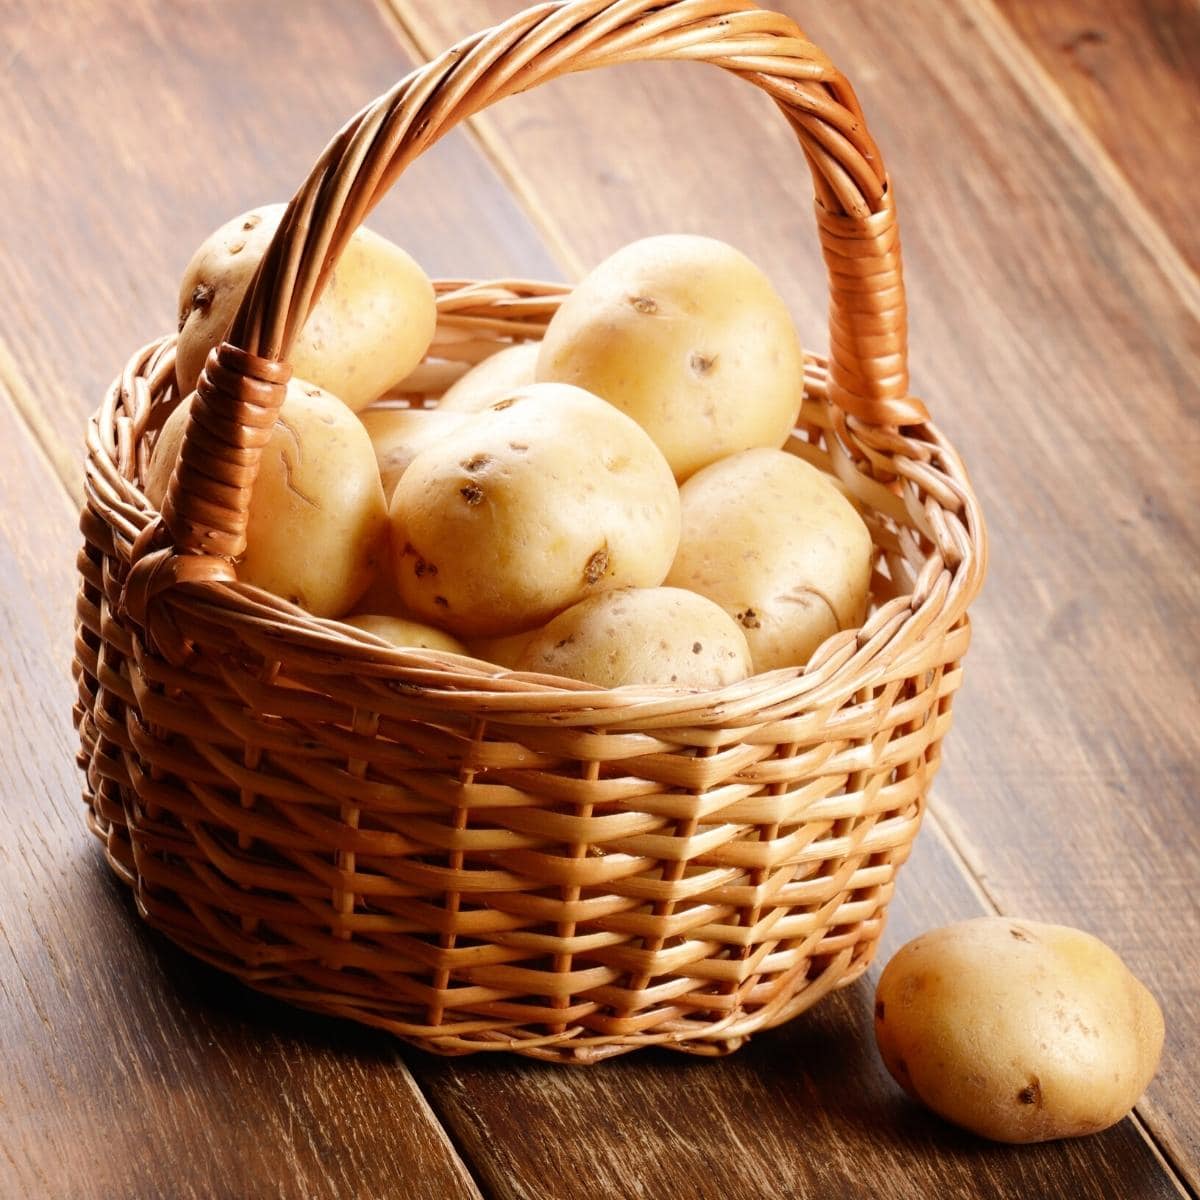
[162, 936, 873, 1064]
[86, 792, 884, 1064]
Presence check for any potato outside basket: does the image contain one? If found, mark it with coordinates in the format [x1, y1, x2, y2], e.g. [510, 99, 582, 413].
[74, 0, 987, 1063]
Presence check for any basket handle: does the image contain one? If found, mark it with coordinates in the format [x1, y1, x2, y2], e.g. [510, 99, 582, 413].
[150, 0, 928, 588]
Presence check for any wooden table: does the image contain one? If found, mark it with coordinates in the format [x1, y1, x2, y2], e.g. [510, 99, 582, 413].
[2, 1, 1196, 1197]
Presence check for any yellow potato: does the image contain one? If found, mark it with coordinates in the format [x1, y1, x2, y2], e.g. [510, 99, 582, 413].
[343, 614, 467, 655]
[874, 918, 1165, 1144]
[516, 587, 752, 689]
[537, 235, 804, 480]
[175, 204, 437, 411]
[437, 342, 539, 414]
[146, 381, 388, 617]
[389, 383, 680, 638]
[666, 448, 872, 671]
[359, 407, 469, 499]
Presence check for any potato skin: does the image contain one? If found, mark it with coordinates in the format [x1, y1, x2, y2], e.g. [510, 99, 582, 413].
[437, 343, 539, 414]
[874, 918, 1165, 1144]
[175, 204, 437, 411]
[343, 614, 467, 655]
[516, 587, 752, 689]
[146, 381, 388, 617]
[359, 407, 468, 499]
[666, 448, 872, 672]
[536, 235, 804, 480]
[389, 383, 680, 638]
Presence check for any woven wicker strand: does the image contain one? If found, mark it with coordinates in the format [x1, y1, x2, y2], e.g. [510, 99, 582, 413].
[74, 0, 986, 1063]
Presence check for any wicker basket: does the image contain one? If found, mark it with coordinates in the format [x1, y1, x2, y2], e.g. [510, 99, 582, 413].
[74, 0, 986, 1063]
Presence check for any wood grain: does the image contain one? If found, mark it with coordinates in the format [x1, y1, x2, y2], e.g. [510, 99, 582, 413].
[394, 0, 1200, 1189]
[990, 0, 1200, 274]
[0, 0, 560, 491]
[0, 392, 483, 1200]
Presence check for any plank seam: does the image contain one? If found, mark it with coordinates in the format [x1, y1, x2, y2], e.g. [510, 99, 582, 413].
[927, 798, 1197, 1200]
[397, 1060, 500, 1200]
[0, 338, 83, 515]
[966, 0, 1200, 322]
[397, 1063, 492, 1200]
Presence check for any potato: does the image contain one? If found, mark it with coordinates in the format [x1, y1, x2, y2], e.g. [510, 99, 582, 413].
[359, 407, 469, 499]
[666, 448, 872, 672]
[175, 204, 437, 411]
[389, 383, 680, 638]
[343, 614, 467, 655]
[537, 234, 804, 480]
[437, 342, 539, 414]
[146, 381, 388, 617]
[874, 918, 1165, 1144]
[515, 587, 751, 689]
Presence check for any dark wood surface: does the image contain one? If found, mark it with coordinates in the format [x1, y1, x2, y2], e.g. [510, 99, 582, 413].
[989, 0, 1200, 274]
[1, 0, 1196, 1197]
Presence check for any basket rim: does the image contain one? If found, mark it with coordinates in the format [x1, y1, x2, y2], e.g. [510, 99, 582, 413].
[83, 278, 987, 730]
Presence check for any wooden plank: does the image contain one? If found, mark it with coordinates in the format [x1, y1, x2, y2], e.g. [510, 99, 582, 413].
[392, 0, 1199, 1191]
[0, 393, 483, 1200]
[0, 0, 560, 489]
[406, 830, 1182, 1200]
[988, 0, 1200, 274]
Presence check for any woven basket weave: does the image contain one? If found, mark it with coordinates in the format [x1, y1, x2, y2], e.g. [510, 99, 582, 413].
[74, 0, 987, 1063]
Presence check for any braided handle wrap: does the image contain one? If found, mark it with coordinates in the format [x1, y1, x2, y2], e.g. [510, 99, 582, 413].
[163, 0, 927, 567]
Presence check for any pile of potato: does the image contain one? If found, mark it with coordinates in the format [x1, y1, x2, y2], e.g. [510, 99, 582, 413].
[148, 206, 874, 688]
